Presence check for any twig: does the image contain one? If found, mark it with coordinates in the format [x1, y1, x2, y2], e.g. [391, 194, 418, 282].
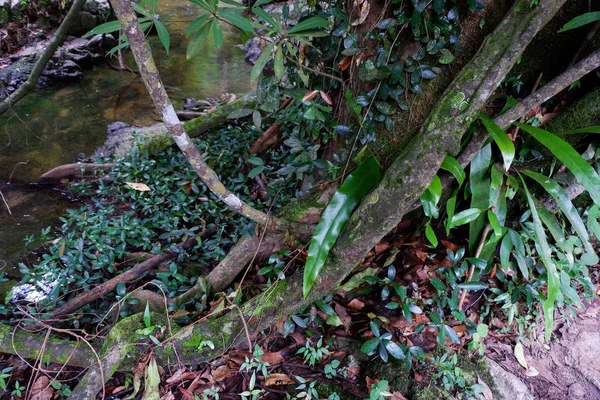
[457, 223, 491, 310]
[0, 189, 11, 215]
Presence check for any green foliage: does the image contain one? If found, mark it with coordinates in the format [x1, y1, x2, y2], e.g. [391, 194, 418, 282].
[303, 158, 382, 298]
[0, 367, 13, 391]
[296, 337, 330, 367]
[360, 320, 406, 363]
[559, 11, 600, 33]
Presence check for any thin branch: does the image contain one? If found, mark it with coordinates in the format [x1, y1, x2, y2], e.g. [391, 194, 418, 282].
[0, 0, 87, 115]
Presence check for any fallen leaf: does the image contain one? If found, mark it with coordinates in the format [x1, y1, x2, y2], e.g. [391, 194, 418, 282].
[338, 55, 352, 71]
[334, 302, 352, 330]
[319, 91, 333, 105]
[302, 90, 319, 103]
[524, 366, 539, 377]
[514, 342, 528, 369]
[391, 391, 408, 400]
[125, 182, 151, 192]
[211, 365, 230, 382]
[261, 351, 284, 365]
[265, 373, 295, 386]
[375, 242, 391, 254]
[477, 376, 493, 400]
[30, 376, 53, 400]
[440, 240, 459, 252]
[351, 0, 371, 26]
[178, 387, 195, 400]
[347, 299, 365, 310]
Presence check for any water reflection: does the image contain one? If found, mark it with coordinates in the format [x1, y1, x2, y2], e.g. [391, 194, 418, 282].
[0, 0, 253, 269]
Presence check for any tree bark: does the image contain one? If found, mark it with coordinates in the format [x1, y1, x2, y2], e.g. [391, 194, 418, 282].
[0, 0, 87, 115]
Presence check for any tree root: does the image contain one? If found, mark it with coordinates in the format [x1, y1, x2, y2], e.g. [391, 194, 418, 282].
[50, 227, 217, 318]
[35, 163, 114, 183]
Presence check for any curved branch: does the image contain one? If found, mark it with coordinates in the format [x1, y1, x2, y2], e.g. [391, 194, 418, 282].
[110, 0, 294, 230]
[0, 0, 87, 115]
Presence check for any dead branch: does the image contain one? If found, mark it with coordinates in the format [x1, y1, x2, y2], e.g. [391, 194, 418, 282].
[35, 163, 114, 183]
[50, 227, 217, 318]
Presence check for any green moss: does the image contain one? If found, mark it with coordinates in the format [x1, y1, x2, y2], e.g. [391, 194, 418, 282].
[412, 386, 451, 400]
[279, 193, 323, 223]
[546, 89, 600, 134]
[315, 381, 359, 400]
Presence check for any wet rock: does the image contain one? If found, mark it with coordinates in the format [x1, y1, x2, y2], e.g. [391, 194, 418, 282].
[237, 37, 262, 64]
[484, 359, 534, 400]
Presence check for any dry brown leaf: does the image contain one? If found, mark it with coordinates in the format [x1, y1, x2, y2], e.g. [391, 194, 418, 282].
[125, 181, 151, 192]
[440, 240, 459, 252]
[211, 365, 231, 382]
[302, 90, 319, 103]
[350, 0, 371, 26]
[161, 391, 176, 400]
[334, 302, 352, 330]
[347, 299, 365, 310]
[30, 376, 53, 400]
[261, 351, 284, 365]
[391, 392, 408, 400]
[319, 91, 333, 105]
[112, 386, 127, 394]
[338, 55, 352, 71]
[375, 242, 391, 254]
[178, 387, 195, 400]
[265, 373, 295, 386]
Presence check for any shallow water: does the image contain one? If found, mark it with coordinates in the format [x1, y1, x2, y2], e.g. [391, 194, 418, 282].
[0, 0, 253, 270]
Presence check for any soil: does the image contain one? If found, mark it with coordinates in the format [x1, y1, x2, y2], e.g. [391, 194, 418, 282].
[487, 299, 600, 400]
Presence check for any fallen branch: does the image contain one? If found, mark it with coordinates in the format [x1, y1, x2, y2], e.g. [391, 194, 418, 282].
[250, 123, 282, 155]
[50, 227, 217, 318]
[35, 163, 114, 183]
[0, 0, 87, 115]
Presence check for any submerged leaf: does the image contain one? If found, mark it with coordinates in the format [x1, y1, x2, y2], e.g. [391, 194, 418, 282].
[303, 158, 382, 298]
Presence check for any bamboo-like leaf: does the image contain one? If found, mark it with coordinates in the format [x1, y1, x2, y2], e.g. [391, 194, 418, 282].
[559, 11, 600, 32]
[250, 41, 276, 82]
[469, 144, 491, 251]
[519, 174, 559, 341]
[425, 223, 438, 247]
[515, 122, 600, 205]
[187, 21, 212, 58]
[480, 113, 514, 172]
[252, 7, 281, 32]
[440, 156, 465, 185]
[303, 158, 382, 298]
[558, 125, 600, 135]
[85, 20, 122, 36]
[274, 46, 284, 80]
[219, 10, 254, 32]
[154, 20, 170, 53]
[187, 14, 211, 37]
[288, 16, 330, 34]
[212, 19, 224, 48]
[523, 170, 598, 264]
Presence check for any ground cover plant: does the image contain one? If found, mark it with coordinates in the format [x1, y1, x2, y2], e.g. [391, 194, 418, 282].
[0, 0, 600, 399]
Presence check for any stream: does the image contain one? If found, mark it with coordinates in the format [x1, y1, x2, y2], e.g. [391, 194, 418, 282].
[0, 0, 253, 274]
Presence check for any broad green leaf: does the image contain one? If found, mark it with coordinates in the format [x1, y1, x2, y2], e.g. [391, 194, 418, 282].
[274, 46, 284, 80]
[443, 325, 460, 344]
[361, 338, 380, 354]
[480, 113, 514, 172]
[303, 158, 382, 298]
[143, 302, 151, 327]
[523, 170, 597, 264]
[154, 20, 170, 53]
[508, 229, 529, 280]
[227, 108, 254, 119]
[420, 176, 442, 219]
[132, 2, 152, 17]
[385, 341, 406, 359]
[445, 187, 458, 235]
[425, 223, 438, 247]
[450, 208, 483, 228]
[187, 21, 212, 58]
[187, 14, 211, 37]
[220, 0, 246, 6]
[252, 7, 281, 32]
[559, 11, 600, 32]
[207, 0, 218, 12]
[188, 0, 211, 10]
[516, 122, 600, 205]
[519, 174, 559, 341]
[107, 40, 129, 57]
[499, 233, 512, 273]
[142, 357, 161, 400]
[441, 156, 466, 185]
[211, 19, 224, 48]
[219, 10, 254, 32]
[253, 0, 272, 7]
[250, 41, 276, 82]
[558, 125, 600, 135]
[288, 16, 330, 34]
[469, 144, 491, 252]
[538, 207, 568, 253]
[487, 210, 503, 239]
[85, 20, 122, 36]
[457, 281, 488, 290]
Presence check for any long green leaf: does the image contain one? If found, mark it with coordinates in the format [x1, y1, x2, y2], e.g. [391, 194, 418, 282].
[187, 14, 211, 37]
[211, 19, 224, 48]
[523, 170, 598, 264]
[519, 174, 559, 341]
[559, 11, 600, 32]
[154, 20, 170, 53]
[440, 156, 465, 185]
[516, 122, 600, 205]
[303, 158, 382, 298]
[219, 10, 254, 32]
[558, 125, 600, 135]
[252, 7, 281, 32]
[450, 208, 483, 228]
[274, 45, 284, 81]
[85, 20, 122, 36]
[469, 144, 491, 252]
[250, 41, 276, 82]
[187, 21, 212, 59]
[480, 113, 514, 172]
[287, 16, 330, 34]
